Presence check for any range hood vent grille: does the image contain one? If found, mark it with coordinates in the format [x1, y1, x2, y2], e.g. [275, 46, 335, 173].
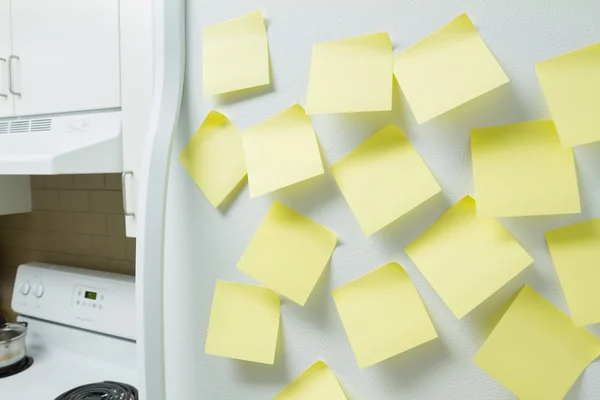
[0, 118, 53, 134]
[10, 121, 30, 133]
[31, 119, 52, 132]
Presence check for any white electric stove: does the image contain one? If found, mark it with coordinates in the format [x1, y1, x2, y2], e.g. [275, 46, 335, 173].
[0, 262, 137, 399]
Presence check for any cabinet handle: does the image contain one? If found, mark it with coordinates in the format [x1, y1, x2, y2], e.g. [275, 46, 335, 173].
[0, 58, 7, 98]
[8, 55, 21, 96]
[122, 171, 135, 217]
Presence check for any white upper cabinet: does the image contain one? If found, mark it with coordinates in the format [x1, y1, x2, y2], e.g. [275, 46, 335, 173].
[119, 0, 154, 238]
[9, 0, 121, 116]
[0, 0, 13, 118]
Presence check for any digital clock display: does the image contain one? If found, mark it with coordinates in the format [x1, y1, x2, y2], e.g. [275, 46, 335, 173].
[84, 291, 97, 300]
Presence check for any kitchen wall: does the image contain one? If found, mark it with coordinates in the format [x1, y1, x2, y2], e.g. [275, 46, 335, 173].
[0, 174, 136, 321]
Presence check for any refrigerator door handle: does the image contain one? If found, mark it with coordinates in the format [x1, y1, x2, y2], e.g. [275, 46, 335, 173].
[135, 0, 185, 398]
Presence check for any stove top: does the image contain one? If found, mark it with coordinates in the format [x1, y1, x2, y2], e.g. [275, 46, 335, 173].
[0, 318, 137, 399]
[0, 356, 34, 379]
[54, 381, 138, 400]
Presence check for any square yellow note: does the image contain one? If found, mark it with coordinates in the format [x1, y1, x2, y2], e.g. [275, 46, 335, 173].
[237, 201, 337, 306]
[474, 286, 600, 400]
[203, 10, 269, 95]
[471, 120, 581, 217]
[179, 111, 246, 207]
[331, 125, 441, 236]
[205, 281, 280, 364]
[545, 218, 600, 326]
[242, 105, 324, 197]
[274, 361, 347, 400]
[394, 14, 509, 123]
[536, 42, 600, 147]
[405, 196, 533, 319]
[332, 262, 437, 369]
[306, 33, 393, 114]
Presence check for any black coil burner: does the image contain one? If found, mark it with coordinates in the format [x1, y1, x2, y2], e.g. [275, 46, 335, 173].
[0, 356, 34, 378]
[54, 381, 138, 400]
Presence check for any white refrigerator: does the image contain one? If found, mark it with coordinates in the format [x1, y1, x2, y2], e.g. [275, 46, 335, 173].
[137, 0, 600, 399]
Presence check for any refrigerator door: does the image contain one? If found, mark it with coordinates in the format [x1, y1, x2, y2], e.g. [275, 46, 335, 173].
[157, 1, 600, 400]
[135, 0, 184, 398]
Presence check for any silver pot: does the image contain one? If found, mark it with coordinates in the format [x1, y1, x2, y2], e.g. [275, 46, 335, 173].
[0, 317, 27, 369]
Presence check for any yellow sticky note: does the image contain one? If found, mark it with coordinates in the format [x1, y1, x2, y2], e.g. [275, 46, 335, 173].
[331, 125, 441, 236]
[237, 201, 337, 306]
[242, 105, 324, 197]
[545, 218, 600, 326]
[405, 196, 533, 319]
[274, 361, 347, 400]
[471, 120, 581, 217]
[205, 281, 280, 364]
[202, 10, 269, 95]
[332, 262, 437, 369]
[394, 14, 509, 123]
[474, 286, 600, 400]
[536, 43, 600, 147]
[306, 33, 393, 114]
[179, 111, 246, 207]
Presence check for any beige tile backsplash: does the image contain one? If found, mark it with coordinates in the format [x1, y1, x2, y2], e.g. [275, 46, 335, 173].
[0, 174, 136, 321]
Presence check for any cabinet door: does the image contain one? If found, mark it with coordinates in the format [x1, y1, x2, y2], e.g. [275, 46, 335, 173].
[0, 0, 13, 118]
[10, 0, 121, 117]
[120, 0, 153, 238]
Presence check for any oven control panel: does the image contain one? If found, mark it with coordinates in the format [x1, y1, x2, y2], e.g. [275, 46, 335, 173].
[11, 262, 135, 340]
[73, 286, 107, 310]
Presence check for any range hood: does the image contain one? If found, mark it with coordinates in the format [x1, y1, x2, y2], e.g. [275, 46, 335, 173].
[0, 111, 122, 175]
